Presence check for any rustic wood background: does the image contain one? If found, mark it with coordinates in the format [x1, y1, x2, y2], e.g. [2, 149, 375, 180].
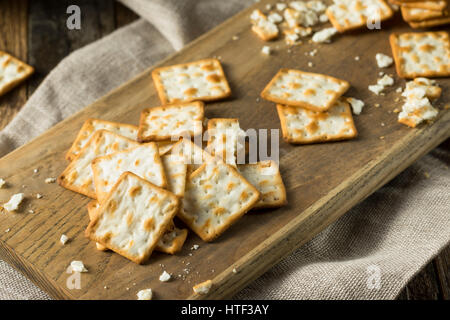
[0, 0, 448, 300]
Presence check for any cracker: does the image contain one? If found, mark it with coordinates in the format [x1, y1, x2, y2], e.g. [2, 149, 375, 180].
[85, 172, 180, 264]
[0, 51, 34, 97]
[66, 119, 138, 161]
[92, 143, 167, 203]
[205, 118, 246, 167]
[389, 31, 450, 78]
[58, 130, 139, 198]
[276, 98, 357, 144]
[250, 9, 279, 41]
[401, 6, 446, 22]
[390, 0, 448, 11]
[326, 0, 394, 32]
[408, 15, 450, 28]
[161, 154, 187, 197]
[152, 59, 231, 105]
[237, 160, 287, 209]
[179, 159, 260, 242]
[138, 101, 204, 142]
[261, 69, 350, 112]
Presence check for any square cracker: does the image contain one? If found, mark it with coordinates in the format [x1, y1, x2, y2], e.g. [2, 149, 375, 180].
[179, 159, 260, 242]
[205, 118, 246, 167]
[85, 172, 180, 264]
[152, 59, 231, 105]
[389, 31, 450, 78]
[138, 101, 204, 142]
[92, 142, 167, 203]
[161, 154, 187, 197]
[0, 51, 34, 97]
[66, 119, 138, 161]
[276, 98, 357, 144]
[261, 69, 350, 112]
[58, 130, 139, 198]
[238, 160, 287, 209]
[88, 200, 187, 254]
[326, 0, 394, 32]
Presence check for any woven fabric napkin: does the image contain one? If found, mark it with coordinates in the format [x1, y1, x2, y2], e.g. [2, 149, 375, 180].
[0, 0, 448, 300]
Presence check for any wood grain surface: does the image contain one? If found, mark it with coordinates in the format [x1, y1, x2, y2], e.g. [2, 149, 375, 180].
[0, 0, 448, 300]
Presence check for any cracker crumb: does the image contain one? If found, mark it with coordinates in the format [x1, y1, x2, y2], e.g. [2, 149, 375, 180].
[309, 49, 318, 56]
[308, 62, 313, 67]
[232, 35, 239, 41]
[266, 4, 272, 10]
[268, 12, 283, 23]
[261, 46, 271, 55]
[374, 103, 380, 108]
[368, 84, 384, 95]
[60, 234, 69, 245]
[159, 270, 171, 282]
[2, 193, 25, 212]
[28, 209, 34, 214]
[319, 13, 328, 23]
[33, 169, 38, 173]
[393, 108, 400, 113]
[104, 286, 108, 289]
[0, 178, 5, 188]
[70, 260, 88, 273]
[394, 98, 400, 102]
[193, 280, 212, 295]
[377, 74, 394, 87]
[347, 97, 365, 115]
[381, 122, 385, 127]
[276, 3, 287, 11]
[36, 193, 43, 199]
[396, 87, 403, 93]
[375, 53, 393, 68]
[137, 289, 152, 300]
[312, 27, 337, 43]
[191, 244, 200, 250]
[379, 136, 385, 140]
[354, 56, 360, 61]
[45, 177, 56, 184]
[5, 228, 10, 233]
[233, 268, 237, 273]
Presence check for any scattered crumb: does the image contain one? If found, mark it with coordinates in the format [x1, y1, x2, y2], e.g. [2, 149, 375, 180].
[379, 136, 385, 140]
[393, 108, 400, 113]
[368, 84, 384, 95]
[266, 4, 272, 10]
[2, 193, 25, 212]
[374, 103, 381, 108]
[45, 177, 56, 184]
[0, 178, 5, 188]
[5, 228, 10, 233]
[232, 35, 239, 41]
[354, 56, 360, 61]
[347, 97, 365, 115]
[276, 3, 287, 11]
[312, 27, 338, 43]
[104, 286, 108, 289]
[28, 209, 34, 214]
[137, 289, 152, 300]
[309, 49, 318, 56]
[396, 87, 403, 93]
[375, 53, 393, 68]
[319, 13, 328, 23]
[381, 122, 385, 127]
[377, 74, 394, 87]
[36, 194, 43, 199]
[193, 280, 212, 295]
[159, 271, 171, 282]
[308, 62, 313, 67]
[191, 244, 200, 250]
[70, 260, 88, 273]
[233, 268, 237, 273]
[268, 12, 283, 24]
[60, 234, 69, 245]
[394, 97, 400, 102]
[261, 46, 271, 55]
[33, 169, 38, 173]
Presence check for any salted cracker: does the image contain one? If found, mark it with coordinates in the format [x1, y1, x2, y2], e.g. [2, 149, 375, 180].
[138, 101, 204, 142]
[276, 98, 357, 144]
[250, 9, 279, 41]
[238, 160, 287, 209]
[179, 160, 260, 242]
[326, 0, 394, 32]
[91, 143, 167, 203]
[408, 15, 450, 28]
[66, 119, 138, 161]
[0, 51, 34, 97]
[390, 31, 450, 78]
[88, 200, 187, 254]
[205, 119, 246, 167]
[261, 69, 350, 112]
[85, 172, 180, 264]
[400, 6, 446, 22]
[58, 130, 139, 198]
[152, 59, 231, 105]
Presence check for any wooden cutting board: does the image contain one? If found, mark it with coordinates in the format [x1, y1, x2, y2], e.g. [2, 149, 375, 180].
[0, 0, 449, 300]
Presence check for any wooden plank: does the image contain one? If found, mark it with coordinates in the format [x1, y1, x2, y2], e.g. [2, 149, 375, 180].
[27, 0, 115, 94]
[403, 262, 441, 300]
[0, 0, 28, 131]
[0, 0, 449, 300]
[435, 246, 450, 300]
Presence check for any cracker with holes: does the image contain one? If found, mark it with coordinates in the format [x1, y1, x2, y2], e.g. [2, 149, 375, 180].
[66, 119, 138, 161]
[161, 154, 187, 197]
[88, 200, 187, 254]
[276, 98, 357, 144]
[390, 31, 450, 78]
[250, 9, 279, 41]
[58, 130, 139, 198]
[0, 51, 34, 97]
[85, 172, 180, 264]
[238, 160, 287, 209]
[138, 101, 204, 142]
[326, 0, 394, 32]
[152, 59, 231, 104]
[91, 143, 167, 203]
[261, 69, 350, 112]
[205, 118, 246, 167]
[179, 160, 260, 242]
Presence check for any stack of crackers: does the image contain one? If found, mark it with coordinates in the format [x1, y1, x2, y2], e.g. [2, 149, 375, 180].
[389, 0, 450, 28]
[261, 68, 358, 144]
[58, 58, 287, 264]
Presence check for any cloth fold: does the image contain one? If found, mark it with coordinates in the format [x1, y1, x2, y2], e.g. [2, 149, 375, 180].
[0, 0, 448, 300]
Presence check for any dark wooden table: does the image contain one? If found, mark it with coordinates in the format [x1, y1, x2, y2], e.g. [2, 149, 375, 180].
[0, 0, 448, 300]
